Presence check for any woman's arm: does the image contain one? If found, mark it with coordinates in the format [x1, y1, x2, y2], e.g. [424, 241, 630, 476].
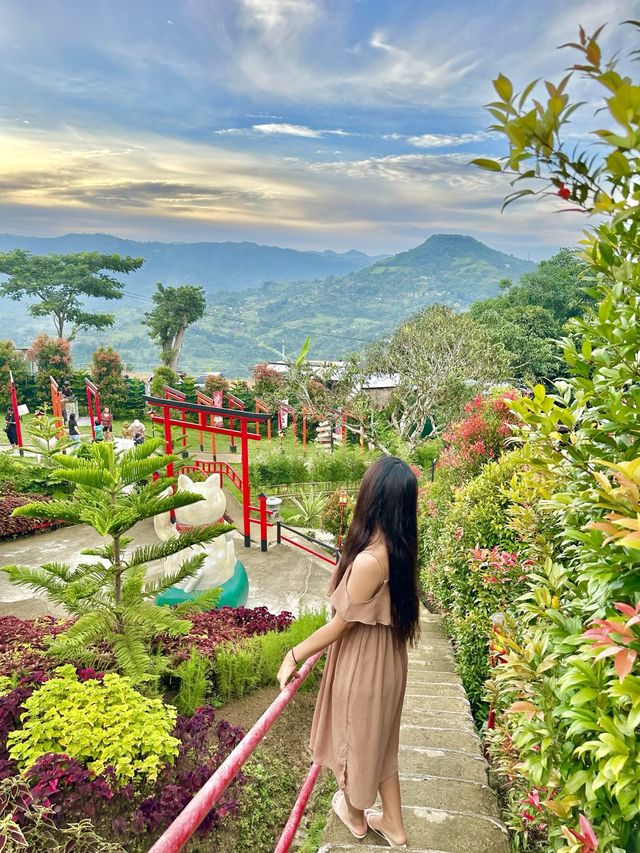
[277, 612, 352, 690]
[277, 552, 384, 690]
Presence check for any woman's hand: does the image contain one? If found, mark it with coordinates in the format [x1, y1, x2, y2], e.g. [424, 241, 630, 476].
[277, 650, 299, 691]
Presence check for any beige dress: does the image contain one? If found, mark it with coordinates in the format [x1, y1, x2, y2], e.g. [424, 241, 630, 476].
[310, 557, 408, 810]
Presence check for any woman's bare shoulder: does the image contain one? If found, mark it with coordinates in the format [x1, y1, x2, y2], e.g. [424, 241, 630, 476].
[347, 551, 385, 603]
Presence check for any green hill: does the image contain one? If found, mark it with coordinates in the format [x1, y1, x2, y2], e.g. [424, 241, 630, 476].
[1, 233, 536, 376]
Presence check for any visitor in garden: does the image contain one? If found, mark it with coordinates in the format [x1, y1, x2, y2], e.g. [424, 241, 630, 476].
[4, 406, 18, 447]
[278, 456, 419, 849]
[100, 406, 113, 441]
[131, 418, 146, 445]
[68, 412, 80, 443]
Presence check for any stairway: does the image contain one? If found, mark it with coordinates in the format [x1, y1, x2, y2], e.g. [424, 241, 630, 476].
[319, 610, 509, 853]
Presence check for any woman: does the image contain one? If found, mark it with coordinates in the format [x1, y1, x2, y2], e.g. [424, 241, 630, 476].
[68, 412, 80, 443]
[277, 456, 420, 848]
[100, 407, 113, 441]
[4, 407, 18, 447]
[131, 419, 146, 445]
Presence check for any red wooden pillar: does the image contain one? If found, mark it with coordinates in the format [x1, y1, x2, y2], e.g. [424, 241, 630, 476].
[259, 493, 268, 552]
[240, 418, 250, 548]
[163, 406, 174, 480]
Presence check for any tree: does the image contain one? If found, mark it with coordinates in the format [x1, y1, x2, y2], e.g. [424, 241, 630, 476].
[470, 250, 593, 382]
[143, 283, 206, 371]
[473, 21, 640, 850]
[28, 333, 72, 398]
[366, 305, 509, 447]
[0, 341, 29, 410]
[203, 373, 229, 398]
[2, 439, 232, 684]
[0, 251, 142, 340]
[150, 366, 179, 398]
[91, 347, 127, 412]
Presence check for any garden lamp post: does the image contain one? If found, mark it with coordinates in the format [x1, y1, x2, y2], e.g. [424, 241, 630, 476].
[338, 489, 348, 549]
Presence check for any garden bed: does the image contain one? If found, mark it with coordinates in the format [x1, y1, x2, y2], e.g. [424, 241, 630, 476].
[0, 608, 327, 852]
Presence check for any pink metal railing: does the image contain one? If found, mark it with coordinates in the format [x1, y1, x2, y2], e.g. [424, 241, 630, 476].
[147, 652, 323, 853]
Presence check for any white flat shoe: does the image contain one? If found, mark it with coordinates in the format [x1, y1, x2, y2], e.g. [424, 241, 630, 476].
[332, 791, 367, 840]
[364, 808, 408, 848]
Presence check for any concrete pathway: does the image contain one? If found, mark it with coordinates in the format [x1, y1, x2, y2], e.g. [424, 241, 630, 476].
[0, 519, 331, 619]
[319, 610, 509, 853]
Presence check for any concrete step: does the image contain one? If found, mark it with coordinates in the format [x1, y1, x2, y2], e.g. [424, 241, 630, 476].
[407, 670, 460, 683]
[398, 775, 501, 819]
[402, 709, 475, 730]
[400, 725, 480, 752]
[399, 745, 488, 784]
[322, 805, 508, 853]
[404, 683, 467, 698]
[403, 695, 471, 714]
[409, 651, 456, 670]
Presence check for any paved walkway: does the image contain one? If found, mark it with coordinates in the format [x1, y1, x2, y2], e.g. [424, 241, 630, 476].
[319, 610, 509, 853]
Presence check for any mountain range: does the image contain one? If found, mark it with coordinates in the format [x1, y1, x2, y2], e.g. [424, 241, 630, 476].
[0, 233, 380, 294]
[0, 232, 536, 376]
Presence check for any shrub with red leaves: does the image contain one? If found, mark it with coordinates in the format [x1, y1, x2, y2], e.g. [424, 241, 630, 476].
[0, 616, 70, 678]
[158, 606, 293, 663]
[437, 389, 520, 481]
[0, 492, 58, 540]
[115, 706, 245, 838]
[26, 754, 115, 819]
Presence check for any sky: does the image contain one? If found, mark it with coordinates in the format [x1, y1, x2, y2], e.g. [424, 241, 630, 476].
[0, 0, 636, 259]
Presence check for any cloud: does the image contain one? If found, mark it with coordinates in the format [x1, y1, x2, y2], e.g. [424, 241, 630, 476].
[252, 123, 350, 138]
[406, 132, 487, 148]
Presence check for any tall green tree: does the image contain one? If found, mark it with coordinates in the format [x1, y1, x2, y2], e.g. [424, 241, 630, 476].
[143, 283, 206, 371]
[470, 250, 593, 382]
[0, 250, 143, 340]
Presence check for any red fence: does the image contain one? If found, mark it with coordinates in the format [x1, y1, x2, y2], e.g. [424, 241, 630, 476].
[148, 652, 323, 853]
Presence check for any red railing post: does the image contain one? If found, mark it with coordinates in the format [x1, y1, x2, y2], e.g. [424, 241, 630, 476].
[85, 383, 95, 441]
[259, 492, 268, 552]
[147, 652, 323, 853]
[274, 763, 321, 853]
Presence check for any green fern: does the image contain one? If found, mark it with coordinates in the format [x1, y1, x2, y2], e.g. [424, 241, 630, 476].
[1, 439, 230, 685]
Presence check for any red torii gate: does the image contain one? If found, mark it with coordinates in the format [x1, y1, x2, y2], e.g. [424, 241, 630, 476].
[144, 394, 270, 548]
[195, 389, 221, 458]
[226, 392, 245, 452]
[332, 406, 366, 451]
[85, 378, 101, 442]
[163, 385, 188, 453]
[254, 397, 272, 440]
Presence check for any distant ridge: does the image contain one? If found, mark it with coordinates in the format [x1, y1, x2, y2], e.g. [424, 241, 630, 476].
[0, 232, 537, 375]
[0, 232, 380, 294]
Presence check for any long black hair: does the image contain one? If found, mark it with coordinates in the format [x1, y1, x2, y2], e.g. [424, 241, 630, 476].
[336, 456, 420, 645]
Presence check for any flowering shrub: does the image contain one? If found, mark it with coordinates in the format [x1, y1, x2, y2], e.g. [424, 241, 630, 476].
[90, 347, 127, 415]
[158, 606, 293, 664]
[28, 333, 73, 398]
[321, 488, 356, 538]
[0, 671, 49, 762]
[438, 388, 520, 481]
